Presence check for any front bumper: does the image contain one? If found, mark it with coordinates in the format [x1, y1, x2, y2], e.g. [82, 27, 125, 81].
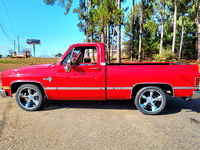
[0, 89, 7, 98]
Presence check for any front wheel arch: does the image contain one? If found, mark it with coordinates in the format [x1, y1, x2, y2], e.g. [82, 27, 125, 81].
[11, 81, 47, 99]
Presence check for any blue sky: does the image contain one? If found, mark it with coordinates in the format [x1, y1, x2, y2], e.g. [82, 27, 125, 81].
[0, 0, 139, 57]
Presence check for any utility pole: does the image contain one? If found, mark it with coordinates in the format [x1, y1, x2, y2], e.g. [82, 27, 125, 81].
[14, 40, 15, 53]
[18, 35, 20, 54]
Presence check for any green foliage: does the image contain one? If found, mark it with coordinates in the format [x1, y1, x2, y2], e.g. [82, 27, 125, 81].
[153, 49, 179, 62]
[44, 0, 199, 61]
[43, 0, 73, 15]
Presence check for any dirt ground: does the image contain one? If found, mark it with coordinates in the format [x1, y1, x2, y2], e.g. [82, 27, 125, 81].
[0, 82, 200, 149]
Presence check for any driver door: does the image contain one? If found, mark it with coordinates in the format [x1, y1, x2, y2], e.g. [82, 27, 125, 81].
[56, 46, 104, 100]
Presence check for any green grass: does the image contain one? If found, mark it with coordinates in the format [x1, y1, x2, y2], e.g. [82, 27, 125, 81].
[0, 57, 59, 65]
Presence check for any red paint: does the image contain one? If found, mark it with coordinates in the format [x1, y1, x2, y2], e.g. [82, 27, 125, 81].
[1, 43, 199, 100]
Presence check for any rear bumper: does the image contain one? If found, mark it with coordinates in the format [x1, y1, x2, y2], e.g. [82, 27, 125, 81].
[191, 91, 200, 100]
[0, 89, 7, 98]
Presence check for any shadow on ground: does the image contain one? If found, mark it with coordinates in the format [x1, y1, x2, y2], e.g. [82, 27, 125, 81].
[42, 96, 200, 115]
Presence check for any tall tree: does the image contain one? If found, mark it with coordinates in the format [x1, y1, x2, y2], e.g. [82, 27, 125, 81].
[178, 0, 189, 59]
[85, 0, 88, 43]
[131, 0, 135, 62]
[198, 0, 200, 60]
[179, 15, 185, 59]
[89, 0, 95, 61]
[172, 0, 177, 54]
[85, 0, 90, 57]
[160, 0, 165, 54]
[116, 0, 121, 63]
[138, 0, 143, 62]
[44, 0, 73, 15]
[110, 24, 115, 61]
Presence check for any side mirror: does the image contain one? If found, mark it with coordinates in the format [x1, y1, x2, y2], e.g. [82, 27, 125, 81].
[64, 63, 71, 73]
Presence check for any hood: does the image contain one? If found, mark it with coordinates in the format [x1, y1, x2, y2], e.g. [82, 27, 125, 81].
[1, 64, 53, 77]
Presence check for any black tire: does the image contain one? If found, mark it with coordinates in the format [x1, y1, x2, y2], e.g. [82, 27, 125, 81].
[16, 84, 44, 111]
[134, 86, 166, 115]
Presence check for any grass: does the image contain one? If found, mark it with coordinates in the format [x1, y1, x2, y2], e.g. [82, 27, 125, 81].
[0, 57, 59, 80]
[0, 57, 59, 65]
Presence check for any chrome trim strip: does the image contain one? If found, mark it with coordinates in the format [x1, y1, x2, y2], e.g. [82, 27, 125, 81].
[114, 87, 121, 90]
[58, 87, 101, 90]
[55, 87, 132, 90]
[44, 87, 57, 90]
[173, 87, 199, 90]
[122, 87, 132, 90]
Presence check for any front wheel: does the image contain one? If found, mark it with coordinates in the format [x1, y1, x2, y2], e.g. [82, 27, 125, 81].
[16, 84, 44, 111]
[134, 86, 167, 115]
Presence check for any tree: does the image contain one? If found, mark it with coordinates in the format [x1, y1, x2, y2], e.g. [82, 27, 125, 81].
[44, 0, 73, 15]
[138, 0, 143, 62]
[55, 53, 63, 57]
[198, 0, 200, 60]
[178, 0, 189, 59]
[172, 0, 177, 54]
[110, 24, 116, 61]
[131, 0, 135, 62]
[179, 15, 185, 59]
[160, 0, 165, 54]
[116, 0, 121, 63]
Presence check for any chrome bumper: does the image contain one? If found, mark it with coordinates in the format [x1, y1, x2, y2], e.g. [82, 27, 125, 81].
[0, 88, 7, 98]
[191, 91, 200, 100]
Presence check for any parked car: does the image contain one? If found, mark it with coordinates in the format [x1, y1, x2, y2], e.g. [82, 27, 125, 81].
[1, 43, 200, 115]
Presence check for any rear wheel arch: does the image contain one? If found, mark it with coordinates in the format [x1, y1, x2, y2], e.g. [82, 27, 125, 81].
[131, 83, 174, 99]
[11, 81, 47, 99]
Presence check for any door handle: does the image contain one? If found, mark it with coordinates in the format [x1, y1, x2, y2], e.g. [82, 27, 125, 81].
[90, 68, 100, 70]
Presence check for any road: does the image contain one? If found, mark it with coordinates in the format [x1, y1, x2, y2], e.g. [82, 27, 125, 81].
[0, 83, 200, 149]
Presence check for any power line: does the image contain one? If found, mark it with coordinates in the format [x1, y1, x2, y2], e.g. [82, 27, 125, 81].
[0, 23, 13, 41]
[1, 0, 16, 37]
[0, 11, 14, 41]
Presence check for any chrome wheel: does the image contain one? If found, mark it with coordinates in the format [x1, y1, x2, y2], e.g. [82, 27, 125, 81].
[16, 84, 44, 111]
[139, 89, 163, 112]
[135, 86, 166, 115]
[18, 88, 39, 109]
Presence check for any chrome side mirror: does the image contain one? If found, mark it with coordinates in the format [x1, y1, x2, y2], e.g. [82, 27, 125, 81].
[64, 65, 71, 73]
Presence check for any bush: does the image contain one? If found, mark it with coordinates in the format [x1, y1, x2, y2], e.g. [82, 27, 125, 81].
[153, 50, 179, 62]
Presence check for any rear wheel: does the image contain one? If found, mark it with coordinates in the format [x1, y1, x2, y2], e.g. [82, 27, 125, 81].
[16, 84, 44, 111]
[134, 86, 166, 115]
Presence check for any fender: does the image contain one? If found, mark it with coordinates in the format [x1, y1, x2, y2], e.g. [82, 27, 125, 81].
[11, 80, 49, 99]
[131, 82, 174, 98]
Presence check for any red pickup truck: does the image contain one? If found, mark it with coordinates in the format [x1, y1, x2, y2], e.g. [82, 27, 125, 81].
[1, 43, 200, 115]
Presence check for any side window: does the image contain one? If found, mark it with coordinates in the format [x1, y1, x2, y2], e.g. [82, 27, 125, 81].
[81, 48, 97, 65]
[62, 46, 98, 66]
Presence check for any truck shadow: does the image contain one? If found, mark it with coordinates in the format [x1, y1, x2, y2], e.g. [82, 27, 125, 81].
[43, 96, 200, 115]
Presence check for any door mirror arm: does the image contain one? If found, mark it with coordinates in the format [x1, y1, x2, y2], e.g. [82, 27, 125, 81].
[65, 62, 71, 73]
